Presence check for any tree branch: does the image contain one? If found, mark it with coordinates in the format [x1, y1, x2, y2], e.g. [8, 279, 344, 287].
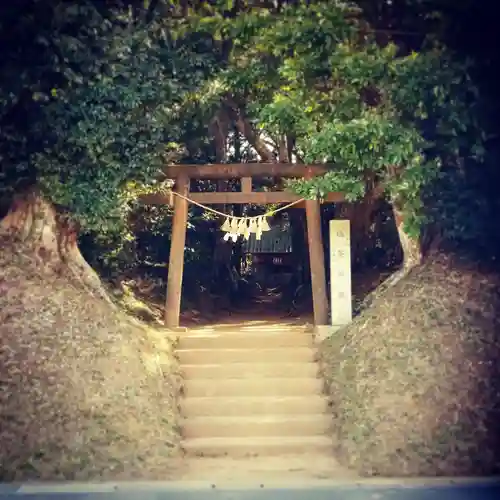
[224, 96, 276, 162]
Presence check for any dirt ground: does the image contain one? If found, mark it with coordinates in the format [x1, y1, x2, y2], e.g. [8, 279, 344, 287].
[0, 242, 182, 481]
[0, 241, 387, 483]
[319, 252, 500, 476]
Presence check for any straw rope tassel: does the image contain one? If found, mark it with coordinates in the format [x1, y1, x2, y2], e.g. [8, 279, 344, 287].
[256, 217, 263, 240]
[243, 220, 251, 240]
[169, 190, 306, 245]
[248, 218, 258, 234]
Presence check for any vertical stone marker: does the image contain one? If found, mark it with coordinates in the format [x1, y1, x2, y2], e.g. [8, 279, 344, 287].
[329, 219, 352, 328]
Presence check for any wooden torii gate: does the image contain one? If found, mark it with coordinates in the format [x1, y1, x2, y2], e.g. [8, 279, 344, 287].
[142, 163, 345, 329]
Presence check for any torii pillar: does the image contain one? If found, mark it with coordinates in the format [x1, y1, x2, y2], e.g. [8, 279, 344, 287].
[304, 168, 329, 326]
[164, 173, 190, 329]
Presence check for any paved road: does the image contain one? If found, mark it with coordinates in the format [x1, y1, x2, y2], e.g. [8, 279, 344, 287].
[2, 480, 500, 499]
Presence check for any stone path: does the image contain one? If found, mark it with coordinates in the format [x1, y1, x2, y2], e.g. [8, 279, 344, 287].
[175, 316, 357, 482]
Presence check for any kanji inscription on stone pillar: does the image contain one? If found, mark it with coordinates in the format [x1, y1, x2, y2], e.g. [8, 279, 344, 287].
[329, 219, 352, 327]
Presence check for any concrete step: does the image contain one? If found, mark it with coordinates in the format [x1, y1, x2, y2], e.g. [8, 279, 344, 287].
[183, 435, 334, 457]
[182, 414, 332, 439]
[181, 362, 319, 379]
[187, 326, 309, 335]
[179, 331, 313, 350]
[177, 347, 315, 365]
[182, 395, 329, 417]
[183, 377, 323, 398]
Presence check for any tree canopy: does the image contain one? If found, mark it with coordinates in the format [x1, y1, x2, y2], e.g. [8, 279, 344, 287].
[174, 2, 483, 238]
[1, 1, 207, 233]
[0, 0, 495, 259]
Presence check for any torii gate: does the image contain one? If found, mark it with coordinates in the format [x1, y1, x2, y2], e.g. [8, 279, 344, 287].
[142, 162, 344, 329]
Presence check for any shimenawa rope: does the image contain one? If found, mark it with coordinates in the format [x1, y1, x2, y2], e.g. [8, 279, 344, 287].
[171, 191, 305, 242]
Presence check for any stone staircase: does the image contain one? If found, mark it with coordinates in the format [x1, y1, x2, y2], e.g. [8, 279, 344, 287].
[177, 323, 336, 459]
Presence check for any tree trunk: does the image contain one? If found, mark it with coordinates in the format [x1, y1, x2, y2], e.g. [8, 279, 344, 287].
[0, 189, 114, 306]
[393, 207, 423, 270]
[209, 108, 234, 297]
[224, 96, 276, 162]
[353, 204, 424, 313]
[376, 206, 423, 289]
[338, 189, 384, 270]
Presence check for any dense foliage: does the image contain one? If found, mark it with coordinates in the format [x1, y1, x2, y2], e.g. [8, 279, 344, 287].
[0, 1, 215, 234]
[176, 3, 484, 239]
[0, 0, 498, 264]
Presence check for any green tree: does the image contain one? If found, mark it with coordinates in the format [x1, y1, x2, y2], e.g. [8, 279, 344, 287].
[0, 1, 217, 302]
[0, 0, 489, 291]
[171, 1, 484, 272]
[354, 0, 500, 260]
[0, 2, 208, 266]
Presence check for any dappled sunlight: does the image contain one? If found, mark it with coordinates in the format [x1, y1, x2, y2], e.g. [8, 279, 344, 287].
[188, 323, 310, 334]
[183, 307, 313, 333]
